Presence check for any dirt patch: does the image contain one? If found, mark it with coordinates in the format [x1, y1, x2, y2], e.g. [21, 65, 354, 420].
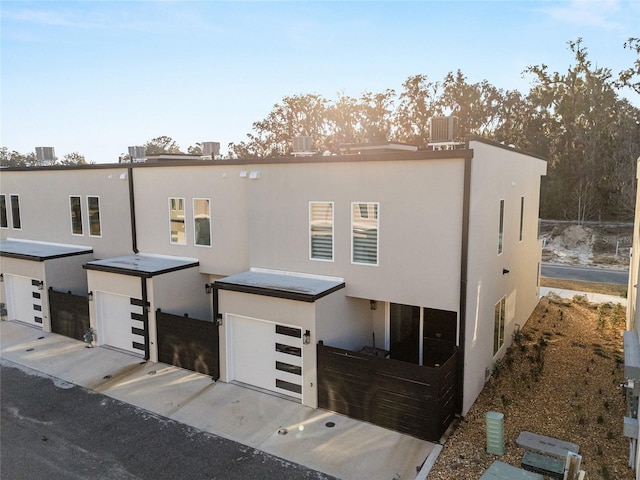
[427, 296, 631, 480]
[540, 277, 627, 297]
[541, 221, 632, 269]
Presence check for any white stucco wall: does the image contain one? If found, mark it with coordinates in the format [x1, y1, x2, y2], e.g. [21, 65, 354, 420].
[149, 267, 211, 320]
[462, 140, 547, 415]
[315, 294, 373, 351]
[0, 168, 133, 258]
[45, 254, 93, 295]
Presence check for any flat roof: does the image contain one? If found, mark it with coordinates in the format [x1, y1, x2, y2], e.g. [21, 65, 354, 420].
[215, 270, 345, 303]
[84, 254, 199, 278]
[0, 239, 93, 261]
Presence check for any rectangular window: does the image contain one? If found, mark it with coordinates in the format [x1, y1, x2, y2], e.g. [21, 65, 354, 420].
[352, 202, 379, 265]
[169, 197, 186, 245]
[0, 195, 7, 228]
[87, 196, 101, 237]
[519, 196, 525, 242]
[10, 194, 21, 229]
[70, 196, 83, 235]
[193, 198, 211, 247]
[494, 296, 506, 355]
[498, 199, 504, 254]
[309, 202, 334, 261]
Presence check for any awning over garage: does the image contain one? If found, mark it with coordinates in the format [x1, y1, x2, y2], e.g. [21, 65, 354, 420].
[215, 269, 345, 302]
[84, 253, 198, 278]
[0, 239, 92, 261]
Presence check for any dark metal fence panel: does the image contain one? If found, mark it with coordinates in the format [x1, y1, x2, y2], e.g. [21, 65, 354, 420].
[317, 342, 457, 441]
[49, 289, 90, 341]
[156, 310, 219, 379]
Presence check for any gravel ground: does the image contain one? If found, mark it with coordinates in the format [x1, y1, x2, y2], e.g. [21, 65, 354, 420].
[428, 294, 633, 480]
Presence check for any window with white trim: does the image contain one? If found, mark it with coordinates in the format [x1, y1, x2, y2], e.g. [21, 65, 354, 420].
[0, 195, 7, 228]
[70, 196, 83, 235]
[87, 196, 101, 237]
[169, 197, 186, 245]
[494, 296, 506, 355]
[309, 202, 334, 261]
[498, 199, 504, 254]
[352, 202, 379, 265]
[519, 196, 525, 242]
[193, 198, 211, 247]
[10, 194, 21, 230]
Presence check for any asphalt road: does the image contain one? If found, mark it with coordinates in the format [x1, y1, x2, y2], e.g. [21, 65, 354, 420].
[541, 263, 629, 285]
[0, 362, 336, 480]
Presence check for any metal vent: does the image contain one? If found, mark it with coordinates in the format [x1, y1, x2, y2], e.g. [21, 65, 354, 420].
[430, 116, 458, 143]
[202, 142, 220, 157]
[293, 136, 313, 153]
[128, 146, 146, 161]
[35, 146, 56, 163]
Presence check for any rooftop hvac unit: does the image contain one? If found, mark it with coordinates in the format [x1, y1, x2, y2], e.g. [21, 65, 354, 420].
[430, 116, 458, 143]
[35, 146, 56, 163]
[128, 146, 146, 161]
[202, 142, 220, 157]
[293, 136, 314, 154]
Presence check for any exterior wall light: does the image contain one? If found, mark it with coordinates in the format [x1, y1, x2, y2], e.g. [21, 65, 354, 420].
[0, 273, 4, 282]
[303, 330, 311, 345]
[37, 280, 44, 290]
[205, 283, 213, 294]
[502, 269, 510, 275]
[87, 291, 94, 301]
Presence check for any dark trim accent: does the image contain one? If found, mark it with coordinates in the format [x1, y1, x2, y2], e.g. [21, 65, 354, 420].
[130, 298, 149, 308]
[275, 379, 302, 394]
[33, 304, 42, 311]
[131, 327, 145, 336]
[128, 167, 138, 254]
[32, 292, 40, 299]
[1, 149, 473, 172]
[131, 312, 145, 322]
[276, 325, 302, 338]
[276, 361, 302, 376]
[276, 343, 302, 357]
[456, 154, 472, 414]
[0, 249, 93, 262]
[83, 261, 199, 278]
[31, 279, 40, 286]
[132, 342, 145, 351]
[215, 280, 345, 303]
[140, 279, 150, 360]
[34, 316, 42, 324]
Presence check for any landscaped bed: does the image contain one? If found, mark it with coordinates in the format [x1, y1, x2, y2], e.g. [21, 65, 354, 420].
[428, 294, 632, 480]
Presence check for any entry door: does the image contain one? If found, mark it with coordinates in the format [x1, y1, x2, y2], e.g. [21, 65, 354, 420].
[228, 315, 303, 400]
[96, 291, 144, 356]
[389, 303, 421, 364]
[5, 274, 43, 327]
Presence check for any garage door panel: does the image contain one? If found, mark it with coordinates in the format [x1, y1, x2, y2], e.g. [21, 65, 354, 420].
[6, 274, 43, 328]
[229, 315, 303, 400]
[97, 291, 144, 356]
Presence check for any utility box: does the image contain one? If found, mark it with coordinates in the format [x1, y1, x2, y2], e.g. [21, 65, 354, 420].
[486, 411, 505, 455]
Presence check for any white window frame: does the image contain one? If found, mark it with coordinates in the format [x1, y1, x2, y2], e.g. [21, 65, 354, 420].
[519, 196, 525, 242]
[69, 195, 84, 236]
[351, 202, 379, 266]
[309, 201, 334, 262]
[494, 296, 506, 356]
[169, 197, 186, 245]
[87, 195, 101, 237]
[10, 194, 22, 230]
[498, 199, 505, 255]
[192, 197, 212, 247]
[0, 194, 7, 229]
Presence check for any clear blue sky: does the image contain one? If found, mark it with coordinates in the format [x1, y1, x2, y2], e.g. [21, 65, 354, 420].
[2, 0, 639, 164]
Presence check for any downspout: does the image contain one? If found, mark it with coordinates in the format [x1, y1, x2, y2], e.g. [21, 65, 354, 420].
[457, 152, 472, 415]
[212, 282, 221, 381]
[128, 167, 138, 254]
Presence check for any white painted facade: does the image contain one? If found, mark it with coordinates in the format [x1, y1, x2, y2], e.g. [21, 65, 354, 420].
[0, 136, 546, 416]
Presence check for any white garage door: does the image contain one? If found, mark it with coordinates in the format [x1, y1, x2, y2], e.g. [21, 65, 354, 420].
[228, 315, 303, 400]
[96, 291, 144, 356]
[5, 274, 43, 328]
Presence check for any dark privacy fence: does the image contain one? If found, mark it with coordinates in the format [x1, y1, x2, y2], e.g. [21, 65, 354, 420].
[317, 341, 457, 441]
[156, 309, 219, 379]
[49, 288, 90, 341]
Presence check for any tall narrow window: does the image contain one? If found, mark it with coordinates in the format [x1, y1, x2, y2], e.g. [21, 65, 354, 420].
[0, 195, 7, 228]
[519, 196, 525, 242]
[498, 199, 504, 254]
[193, 198, 211, 247]
[310, 202, 333, 261]
[352, 202, 379, 265]
[70, 196, 83, 235]
[10, 194, 21, 229]
[169, 197, 186, 245]
[87, 196, 101, 237]
[494, 296, 506, 355]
